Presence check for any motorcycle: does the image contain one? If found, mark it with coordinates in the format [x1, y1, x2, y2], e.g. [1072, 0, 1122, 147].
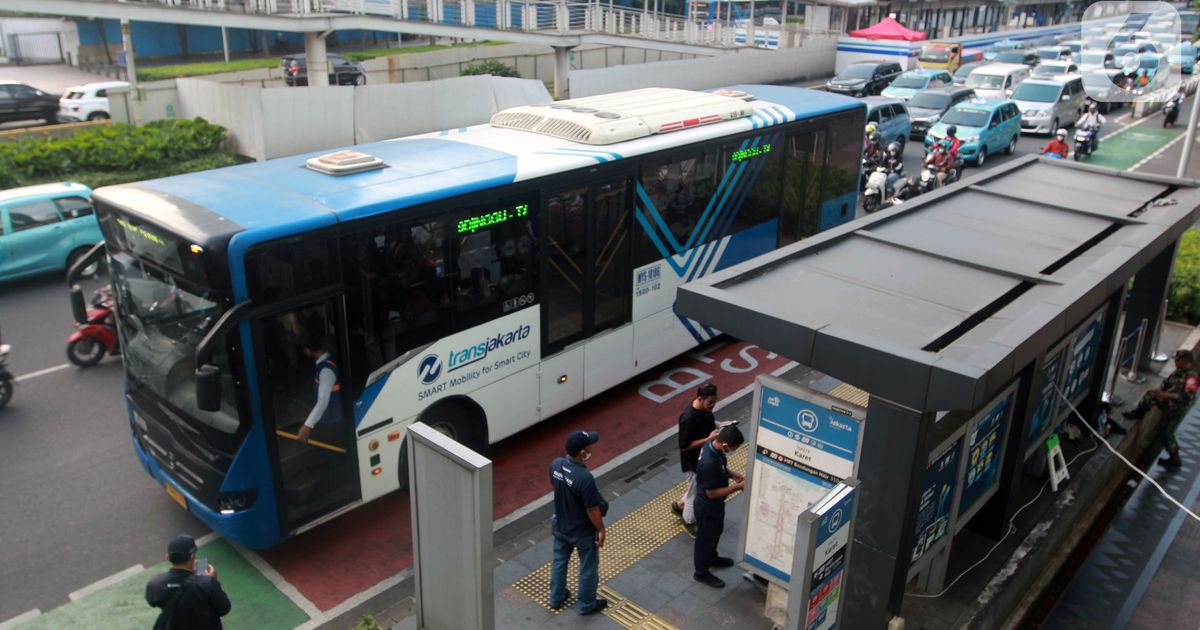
[1074, 127, 1097, 160]
[916, 168, 938, 195]
[923, 153, 960, 188]
[862, 167, 890, 213]
[1163, 99, 1180, 128]
[890, 176, 917, 205]
[66, 285, 120, 368]
[0, 328, 13, 409]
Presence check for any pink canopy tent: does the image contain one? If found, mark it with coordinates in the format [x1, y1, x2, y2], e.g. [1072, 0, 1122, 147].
[847, 17, 927, 41]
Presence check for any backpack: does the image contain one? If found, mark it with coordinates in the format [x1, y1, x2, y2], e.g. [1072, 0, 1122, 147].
[153, 575, 194, 630]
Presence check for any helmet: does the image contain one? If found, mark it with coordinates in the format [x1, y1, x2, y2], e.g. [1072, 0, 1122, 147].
[865, 123, 878, 135]
[920, 169, 933, 183]
[931, 141, 945, 152]
[946, 125, 958, 137]
[1089, 103, 1099, 113]
[1056, 128, 1067, 138]
[887, 141, 901, 155]
[939, 138, 953, 150]
[869, 132, 882, 145]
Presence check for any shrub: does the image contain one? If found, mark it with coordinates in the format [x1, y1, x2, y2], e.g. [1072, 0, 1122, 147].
[1169, 228, 1200, 323]
[461, 60, 520, 78]
[0, 118, 227, 189]
[351, 613, 384, 630]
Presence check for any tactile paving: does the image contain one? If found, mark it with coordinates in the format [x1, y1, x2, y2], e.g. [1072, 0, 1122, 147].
[512, 448, 748, 624]
[829, 382, 870, 408]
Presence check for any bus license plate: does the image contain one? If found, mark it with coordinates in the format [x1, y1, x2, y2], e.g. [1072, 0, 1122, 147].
[165, 483, 188, 511]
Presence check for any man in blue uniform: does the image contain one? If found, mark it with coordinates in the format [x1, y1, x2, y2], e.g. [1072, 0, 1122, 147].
[693, 424, 746, 588]
[549, 431, 609, 615]
[296, 337, 341, 445]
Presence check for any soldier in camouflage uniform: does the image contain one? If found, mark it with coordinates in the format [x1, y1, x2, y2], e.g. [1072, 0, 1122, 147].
[1124, 349, 1200, 470]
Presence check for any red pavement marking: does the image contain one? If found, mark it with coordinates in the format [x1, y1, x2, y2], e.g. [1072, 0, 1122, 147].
[259, 339, 789, 611]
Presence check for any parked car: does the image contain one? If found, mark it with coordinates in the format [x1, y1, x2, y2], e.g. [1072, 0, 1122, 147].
[925, 98, 1021, 167]
[953, 61, 986, 86]
[1082, 68, 1127, 113]
[281, 53, 368, 86]
[57, 81, 130, 122]
[1032, 61, 1080, 77]
[861, 96, 911, 149]
[0, 182, 102, 283]
[1078, 49, 1116, 72]
[880, 69, 953, 101]
[905, 86, 976, 139]
[826, 61, 904, 97]
[0, 81, 59, 125]
[964, 63, 1031, 99]
[1012, 75, 1086, 134]
[992, 50, 1041, 67]
[1167, 42, 1197, 74]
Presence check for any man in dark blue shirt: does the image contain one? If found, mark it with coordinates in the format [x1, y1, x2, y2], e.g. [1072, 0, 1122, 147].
[549, 431, 609, 615]
[693, 425, 745, 588]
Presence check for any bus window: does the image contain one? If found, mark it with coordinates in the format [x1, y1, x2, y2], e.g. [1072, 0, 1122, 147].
[637, 149, 720, 264]
[341, 220, 451, 376]
[780, 128, 827, 245]
[247, 234, 337, 303]
[821, 112, 862, 226]
[453, 200, 538, 328]
[591, 180, 631, 332]
[545, 186, 587, 348]
[721, 133, 783, 237]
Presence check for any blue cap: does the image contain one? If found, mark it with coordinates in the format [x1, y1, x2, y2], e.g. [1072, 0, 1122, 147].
[565, 431, 599, 455]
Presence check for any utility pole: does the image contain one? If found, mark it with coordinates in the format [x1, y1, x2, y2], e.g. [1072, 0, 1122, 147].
[1177, 89, 1199, 178]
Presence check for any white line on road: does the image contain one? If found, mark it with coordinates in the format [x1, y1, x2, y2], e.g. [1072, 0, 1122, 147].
[195, 531, 220, 547]
[0, 609, 41, 630]
[14, 363, 70, 382]
[1100, 110, 1153, 142]
[68, 564, 144, 602]
[292, 568, 414, 630]
[229, 540, 323, 621]
[1131, 131, 1189, 171]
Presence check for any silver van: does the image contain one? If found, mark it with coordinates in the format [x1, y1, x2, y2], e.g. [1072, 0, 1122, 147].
[1011, 75, 1087, 134]
[964, 63, 1032, 99]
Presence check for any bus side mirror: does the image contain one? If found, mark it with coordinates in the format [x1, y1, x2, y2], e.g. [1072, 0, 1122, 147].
[70, 286, 87, 325]
[196, 364, 222, 412]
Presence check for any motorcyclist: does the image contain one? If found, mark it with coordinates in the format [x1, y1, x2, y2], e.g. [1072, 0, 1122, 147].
[943, 125, 962, 163]
[1041, 128, 1071, 158]
[863, 130, 884, 166]
[882, 141, 904, 193]
[1168, 86, 1186, 108]
[1077, 104, 1105, 151]
[927, 141, 953, 188]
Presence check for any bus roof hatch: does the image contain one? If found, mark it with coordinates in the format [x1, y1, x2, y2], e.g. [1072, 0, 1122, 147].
[489, 87, 755, 145]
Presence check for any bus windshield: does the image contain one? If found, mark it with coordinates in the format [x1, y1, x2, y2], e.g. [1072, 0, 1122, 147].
[100, 211, 242, 435]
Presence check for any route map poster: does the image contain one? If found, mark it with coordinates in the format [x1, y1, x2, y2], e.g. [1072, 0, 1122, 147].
[804, 486, 856, 630]
[1060, 309, 1105, 415]
[959, 388, 1015, 520]
[741, 377, 864, 584]
[1025, 344, 1067, 456]
[911, 436, 961, 566]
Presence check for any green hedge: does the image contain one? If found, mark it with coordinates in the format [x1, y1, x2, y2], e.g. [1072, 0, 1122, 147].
[0, 118, 228, 189]
[1169, 228, 1200, 323]
[460, 60, 520, 78]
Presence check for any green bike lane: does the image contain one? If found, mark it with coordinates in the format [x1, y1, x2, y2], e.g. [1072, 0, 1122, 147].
[1083, 120, 1187, 171]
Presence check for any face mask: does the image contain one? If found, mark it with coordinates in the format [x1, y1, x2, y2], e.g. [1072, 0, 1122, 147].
[583, 451, 592, 462]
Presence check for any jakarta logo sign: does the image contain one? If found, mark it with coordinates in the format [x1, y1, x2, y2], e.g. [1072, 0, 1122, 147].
[418, 354, 443, 385]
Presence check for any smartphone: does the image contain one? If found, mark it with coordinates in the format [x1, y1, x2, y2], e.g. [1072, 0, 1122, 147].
[194, 558, 209, 576]
[719, 420, 741, 428]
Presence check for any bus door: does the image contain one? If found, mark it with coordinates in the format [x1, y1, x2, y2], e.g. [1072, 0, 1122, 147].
[779, 127, 827, 246]
[541, 176, 633, 416]
[255, 299, 361, 532]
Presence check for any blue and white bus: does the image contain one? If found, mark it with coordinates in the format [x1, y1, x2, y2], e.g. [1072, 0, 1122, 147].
[95, 85, 864, 548]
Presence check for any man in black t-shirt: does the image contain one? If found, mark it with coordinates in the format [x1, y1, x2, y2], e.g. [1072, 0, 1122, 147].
[673, 384, 720, 537]
[548, 431, 609, 615]
[693, 425, 746, 589]
[145, 534, 231, 629]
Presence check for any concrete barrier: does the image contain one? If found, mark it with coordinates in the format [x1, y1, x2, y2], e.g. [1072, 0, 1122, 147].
[0, 119, 111, 142]
[1131, 75, 1200, 118]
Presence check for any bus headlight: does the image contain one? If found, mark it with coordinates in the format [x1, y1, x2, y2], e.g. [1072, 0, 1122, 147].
[216, 489, 259, 515]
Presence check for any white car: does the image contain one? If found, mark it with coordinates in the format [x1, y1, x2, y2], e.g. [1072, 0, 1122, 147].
[57, 81, 129, 122]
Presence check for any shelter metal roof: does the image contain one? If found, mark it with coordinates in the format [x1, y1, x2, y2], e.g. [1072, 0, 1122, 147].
[677, 156, 1200, 412]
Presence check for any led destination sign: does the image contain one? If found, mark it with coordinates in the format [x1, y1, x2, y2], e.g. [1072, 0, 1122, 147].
[731, 143, 772, 163]
[456, 202, 529, 234]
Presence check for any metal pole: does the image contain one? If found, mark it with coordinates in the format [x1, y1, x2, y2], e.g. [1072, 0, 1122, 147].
[1177, 87, 1199, 178]
[1126, 318, 1149, 383]
[1152, 299, 1170, 362]
[1106, 336, 1128, 406]
[221, 26, 230, 63]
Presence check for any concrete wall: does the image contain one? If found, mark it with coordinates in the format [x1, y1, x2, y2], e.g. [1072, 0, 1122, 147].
[168, 75, 551, 161]
[569, 37, 838, 97]
[0, 17, 79, 64]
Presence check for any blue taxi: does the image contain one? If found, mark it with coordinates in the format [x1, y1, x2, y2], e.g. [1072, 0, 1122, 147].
[924, 98, 1022, 168]
[880, 69, 954, 101]
[0, 182, 102, 283]
[1167, 42, 1197, 74]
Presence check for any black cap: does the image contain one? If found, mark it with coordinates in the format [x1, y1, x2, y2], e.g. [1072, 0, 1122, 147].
[167, 535, 197, 563]
[1175, 349, 1194, 362]
[565, 431, 599, 455]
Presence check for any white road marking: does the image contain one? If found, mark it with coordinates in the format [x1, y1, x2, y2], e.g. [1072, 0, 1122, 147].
[14, 363, 70, 382]
[68, 564, 144, 602]
[1100, 110, 1153, 142]
[195, 531, 220, 547]
[228, 541, 323, 620]
[1131, 131, 1188, 171]
[292, 567, 415, 630]
[0, 609, 41, 630]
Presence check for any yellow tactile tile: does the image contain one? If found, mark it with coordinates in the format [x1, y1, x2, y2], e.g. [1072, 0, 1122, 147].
[829, 382, 870, 408]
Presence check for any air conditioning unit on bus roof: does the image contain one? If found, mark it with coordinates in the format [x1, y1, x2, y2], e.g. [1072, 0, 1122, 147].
[489, 88, 755, 145]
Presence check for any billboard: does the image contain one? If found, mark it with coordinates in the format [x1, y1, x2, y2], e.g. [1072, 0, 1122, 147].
[958, 385, 1017, 525]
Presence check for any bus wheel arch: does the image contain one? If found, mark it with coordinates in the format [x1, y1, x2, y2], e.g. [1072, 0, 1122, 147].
[399, 397, 488, 491]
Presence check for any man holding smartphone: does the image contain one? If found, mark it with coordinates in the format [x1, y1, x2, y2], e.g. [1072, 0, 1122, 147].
[673, 384, 720, 537]
[145, 534, 232, 629]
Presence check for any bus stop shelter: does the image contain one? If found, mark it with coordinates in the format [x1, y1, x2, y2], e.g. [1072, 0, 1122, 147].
[675, 156, 1200, 626]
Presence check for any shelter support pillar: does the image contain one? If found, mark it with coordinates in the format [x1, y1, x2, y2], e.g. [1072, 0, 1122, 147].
[304, 31, 330, 87]
[1123, 243, 1177, 373]
[120, 19, 137, 88]
[843, 397, 934, 627]
[552, 45, 572, 99]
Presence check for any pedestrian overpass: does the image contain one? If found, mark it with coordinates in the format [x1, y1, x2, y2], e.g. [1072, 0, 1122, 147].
[5, 0, 791, 96]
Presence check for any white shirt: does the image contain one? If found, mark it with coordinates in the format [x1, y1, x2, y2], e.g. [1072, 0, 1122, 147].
[1079, 112, 1105, 129]
[303, 352, 335, 429]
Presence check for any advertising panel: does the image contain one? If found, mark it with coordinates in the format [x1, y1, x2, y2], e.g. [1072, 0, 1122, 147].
[740, 376, 865, 585]
[1024, 341, 1068, 458]
[804, 485, 855, 630]
[910, 435, 962, 567]
[958, 386, 1016, 523]
[1059, 309, 1105, 418]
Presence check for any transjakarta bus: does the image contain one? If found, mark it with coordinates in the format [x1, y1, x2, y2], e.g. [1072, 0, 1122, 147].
[95, 85, 864, 548]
